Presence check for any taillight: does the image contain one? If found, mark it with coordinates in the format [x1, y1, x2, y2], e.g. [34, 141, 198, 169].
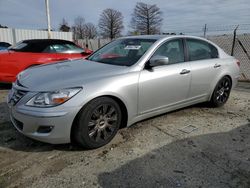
[236, 60, 240, 67]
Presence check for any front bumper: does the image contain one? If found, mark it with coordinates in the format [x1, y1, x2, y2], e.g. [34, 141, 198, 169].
[8, 102, 80, 144]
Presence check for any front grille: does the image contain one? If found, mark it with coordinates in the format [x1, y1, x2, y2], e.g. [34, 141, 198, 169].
[9, 88, 28, 105]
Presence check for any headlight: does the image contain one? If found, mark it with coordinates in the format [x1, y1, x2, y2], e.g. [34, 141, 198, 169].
[26, 88, 82, 107]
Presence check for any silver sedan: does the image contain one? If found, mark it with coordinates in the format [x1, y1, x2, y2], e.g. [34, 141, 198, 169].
[8, 35, 240, 149]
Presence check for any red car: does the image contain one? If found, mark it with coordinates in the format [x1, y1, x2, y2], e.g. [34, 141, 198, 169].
[0, 39, 92, 83]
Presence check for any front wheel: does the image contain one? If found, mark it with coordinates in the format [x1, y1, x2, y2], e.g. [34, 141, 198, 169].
[209, 76, 232, 107]
[73, 97, 122, 149]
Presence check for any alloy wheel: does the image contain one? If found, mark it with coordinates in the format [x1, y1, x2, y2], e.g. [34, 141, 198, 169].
[87, 104, 118, 142]
[214, 78, 231, 104]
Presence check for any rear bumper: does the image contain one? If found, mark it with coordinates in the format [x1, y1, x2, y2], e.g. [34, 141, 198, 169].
[232, 75, 240, 88]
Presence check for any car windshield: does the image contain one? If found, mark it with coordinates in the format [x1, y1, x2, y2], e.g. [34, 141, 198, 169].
[87, 38, 156, 66]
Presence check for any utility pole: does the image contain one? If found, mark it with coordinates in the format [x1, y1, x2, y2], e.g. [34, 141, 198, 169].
[45, 0, 51, 39]
[203, 24, 207, 38]
[231, 25, 239, 56]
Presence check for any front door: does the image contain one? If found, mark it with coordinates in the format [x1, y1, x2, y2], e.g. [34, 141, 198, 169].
[138, 39, 191, 114]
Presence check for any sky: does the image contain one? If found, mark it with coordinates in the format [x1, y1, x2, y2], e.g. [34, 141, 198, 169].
[0, 0, 250, 35]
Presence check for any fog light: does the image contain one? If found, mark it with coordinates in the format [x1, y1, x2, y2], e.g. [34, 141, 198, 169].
[37, 126, 54, 133]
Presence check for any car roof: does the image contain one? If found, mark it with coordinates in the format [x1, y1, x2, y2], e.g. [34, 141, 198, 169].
[21, 39, 74, 45]
[121, 35, 169, 40]
[120, 34, 207, 41]
[120, 35, 219, 49]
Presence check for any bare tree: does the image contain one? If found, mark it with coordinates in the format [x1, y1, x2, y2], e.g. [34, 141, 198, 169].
[99, 8, 124, 39]
[72, 16, 85, 39]
[83, 23, 97, 39]
[131, 2, 163, 35]
[59, 18, 70, 32]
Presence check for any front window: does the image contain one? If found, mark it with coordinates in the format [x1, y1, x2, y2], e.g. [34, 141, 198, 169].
[43, 43, 84, 53]
[87, 38, 156, 66]
[152, 39, 185, 64]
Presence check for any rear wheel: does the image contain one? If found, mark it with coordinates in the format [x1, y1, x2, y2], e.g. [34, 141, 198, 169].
[73, 97, 122, 149]
[210, 76, 232, 107]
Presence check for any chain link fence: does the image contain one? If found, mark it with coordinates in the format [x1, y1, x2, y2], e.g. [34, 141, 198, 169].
[75, 38, 111, 51]
[208, 34, 250, 81]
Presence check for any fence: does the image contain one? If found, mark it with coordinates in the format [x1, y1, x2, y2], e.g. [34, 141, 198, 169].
[208, 34, 250, 81]
[0, 28, 73, 45]
[75, 38, 111, 51]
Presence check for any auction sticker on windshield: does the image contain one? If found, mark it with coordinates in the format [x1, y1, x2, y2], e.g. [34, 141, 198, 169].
[124, 45, 141, 50]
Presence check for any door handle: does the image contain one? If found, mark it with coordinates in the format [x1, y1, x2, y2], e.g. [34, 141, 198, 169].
[214, 64, 221, 68]
[180, 69, 190, 75]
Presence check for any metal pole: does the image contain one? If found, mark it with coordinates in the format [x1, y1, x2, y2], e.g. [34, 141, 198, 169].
[45, 0, 51, 39]
[203, 24, 207, 38]
[11, 28, 17, 45]
[231, 25, 239, 56]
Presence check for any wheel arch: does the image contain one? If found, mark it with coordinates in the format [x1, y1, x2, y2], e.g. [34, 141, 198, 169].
[209, 74, 232, 100]
[70, 95, 128, 143]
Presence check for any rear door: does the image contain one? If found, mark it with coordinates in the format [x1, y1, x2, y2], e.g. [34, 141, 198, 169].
[138, 38, 191, 114]
[185, 38, 221, 98]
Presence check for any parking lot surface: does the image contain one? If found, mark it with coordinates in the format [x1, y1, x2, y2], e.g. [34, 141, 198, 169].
[0, 83, 250, 188]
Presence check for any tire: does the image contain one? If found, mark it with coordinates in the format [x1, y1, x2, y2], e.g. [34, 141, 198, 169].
[73, 97, 122, 149]
[209, 76, 232, 107]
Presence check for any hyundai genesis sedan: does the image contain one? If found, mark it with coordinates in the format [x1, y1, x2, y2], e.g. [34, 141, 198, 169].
[8, 35, 240, 149]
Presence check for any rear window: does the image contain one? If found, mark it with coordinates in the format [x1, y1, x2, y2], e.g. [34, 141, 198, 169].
[9, 41, 83, 53]
[9, 41, 47, 53]
[186, 39, 219, 61]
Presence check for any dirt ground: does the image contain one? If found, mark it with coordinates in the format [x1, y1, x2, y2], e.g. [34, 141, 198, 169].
[0, 83, 249, 188]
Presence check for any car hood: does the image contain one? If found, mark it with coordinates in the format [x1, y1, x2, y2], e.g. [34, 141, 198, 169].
[18, 59, 129, 91]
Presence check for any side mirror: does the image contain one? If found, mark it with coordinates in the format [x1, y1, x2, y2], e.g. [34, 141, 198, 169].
[149, 55, 169, 67]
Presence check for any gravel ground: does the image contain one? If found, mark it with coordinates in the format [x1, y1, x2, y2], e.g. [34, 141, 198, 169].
[0, 83, 249, 188]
